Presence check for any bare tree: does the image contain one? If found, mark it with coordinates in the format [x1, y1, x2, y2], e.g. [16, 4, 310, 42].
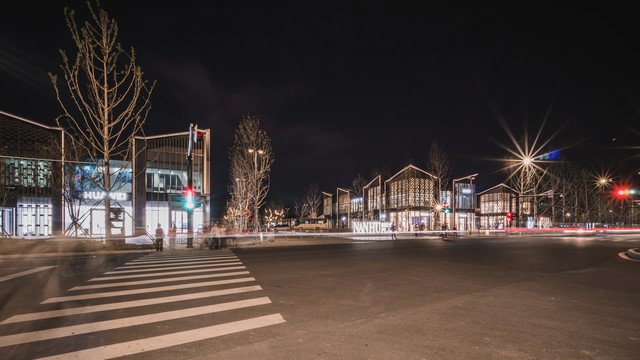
[49, 1, 155, 237]
[425, 141, 450, 224]
[228, 115, 274, 230]
[350, 174, 367, 197]
[302, 183, 322, 218]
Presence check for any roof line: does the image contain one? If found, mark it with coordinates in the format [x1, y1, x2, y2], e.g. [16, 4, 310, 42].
[384, 164, 437, 183]
[477, 183, 517, 195]
[0, 110, 62, 131]
[363, 174, 381, 189]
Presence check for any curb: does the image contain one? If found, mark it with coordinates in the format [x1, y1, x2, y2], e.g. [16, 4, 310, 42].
[628, 248, 640, 260]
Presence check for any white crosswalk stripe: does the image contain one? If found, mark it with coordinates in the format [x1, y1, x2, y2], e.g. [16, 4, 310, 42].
[102, 261, 243, 274]
[88, 265, 247, 281]
[115, 258, 239, 269]
[0, 251, 285, 358]
[70, 271, 251, 290]
[0, 285, 263, 325]
[35, 314, 286, 360]
[127, 255, 237, 265]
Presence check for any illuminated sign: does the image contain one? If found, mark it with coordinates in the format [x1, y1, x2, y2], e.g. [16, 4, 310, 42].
[462, 188, 472, 195]
[353, 221, 392, 234]
[83, 191, 129, 201]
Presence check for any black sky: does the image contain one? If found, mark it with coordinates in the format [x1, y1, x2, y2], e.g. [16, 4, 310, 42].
[1, 1, 639, 218]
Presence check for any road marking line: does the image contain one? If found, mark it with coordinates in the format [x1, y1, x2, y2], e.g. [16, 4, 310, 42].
[0, 266, 56, 283]
[41, 277, 256, 304]
[0, 297, 272, 347]
[128, 256, 237, 265]
[35, 313, 285, 360]
[89, 266, 246, 281]
[116, 259, 239, 269]
[71, 271, 251, 290]
[104, 261, 243, 274]
[1, 285, 263, 325]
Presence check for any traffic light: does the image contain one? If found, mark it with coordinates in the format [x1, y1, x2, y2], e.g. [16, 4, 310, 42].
[184, 187, 195, 210]
[443, 202, 451, 214]
[506, 212, 513, 222]
[615, 188, 637, 199]
[195, 132, 205, 143]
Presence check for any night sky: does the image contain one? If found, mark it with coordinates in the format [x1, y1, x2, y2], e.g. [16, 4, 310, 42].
[1, 1, 639, 218]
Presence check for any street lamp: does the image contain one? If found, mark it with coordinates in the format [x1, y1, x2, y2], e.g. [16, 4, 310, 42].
[248, 148, 264, 231]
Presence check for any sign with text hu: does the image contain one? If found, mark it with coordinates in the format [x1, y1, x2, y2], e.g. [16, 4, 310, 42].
[353, 221, 392, 234]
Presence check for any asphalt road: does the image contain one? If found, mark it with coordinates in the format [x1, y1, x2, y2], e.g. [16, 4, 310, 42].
[0, 234, 638, 359]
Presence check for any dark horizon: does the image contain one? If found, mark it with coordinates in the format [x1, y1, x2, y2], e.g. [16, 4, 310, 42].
[1, 1, 639, 218]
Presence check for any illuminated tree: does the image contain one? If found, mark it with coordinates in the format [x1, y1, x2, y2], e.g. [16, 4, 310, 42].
[228, 115, 274, 230]
[49, 1, 155, 237]
[425, 141, 450, 225]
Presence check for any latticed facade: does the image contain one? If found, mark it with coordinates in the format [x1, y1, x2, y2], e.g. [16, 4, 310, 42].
[0, 111, 63, 237]
[363, 175, 382, 220]
[385, 165, 437, 231]
[478, 183, 517, 229]
[324, 164, 441, 231]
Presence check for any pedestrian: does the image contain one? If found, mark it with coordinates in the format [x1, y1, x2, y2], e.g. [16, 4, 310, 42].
[169, 224, 176, 250]
[155, 224, 164, 251]
[390, 222, 397, 240]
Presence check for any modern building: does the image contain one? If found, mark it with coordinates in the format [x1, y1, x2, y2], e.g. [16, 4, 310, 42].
[0, 110, 211, 238]
[385, 165, 438, 231]
[452, 174, 478, 231]
[323, 164, 477, 232]
[477, 183, 517, 229]
[0, 110, 64, 237]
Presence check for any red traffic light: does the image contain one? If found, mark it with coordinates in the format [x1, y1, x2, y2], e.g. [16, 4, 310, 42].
[615, 188, 637, 198]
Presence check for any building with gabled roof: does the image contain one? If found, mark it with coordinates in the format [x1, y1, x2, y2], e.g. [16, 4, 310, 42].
[477, 183, 517, 229]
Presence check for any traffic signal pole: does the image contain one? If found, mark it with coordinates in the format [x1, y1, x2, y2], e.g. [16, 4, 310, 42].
[186, 124, 195, 248]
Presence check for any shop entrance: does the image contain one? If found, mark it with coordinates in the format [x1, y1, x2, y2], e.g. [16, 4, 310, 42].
[91, 209, 105, 235]
[17, 204, 51, 237]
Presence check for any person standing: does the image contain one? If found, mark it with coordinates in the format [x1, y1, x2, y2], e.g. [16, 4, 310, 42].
[169, 224, 177, 250]
[155, 224, 164, 251]
[390, 222, 397, 240]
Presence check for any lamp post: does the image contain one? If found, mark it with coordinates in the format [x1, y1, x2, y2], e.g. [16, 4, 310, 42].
[248, 148, 264, 231]
[452, 173, 478, 231]
[596, 177, 611, 226]
[517, 156, 534, 228]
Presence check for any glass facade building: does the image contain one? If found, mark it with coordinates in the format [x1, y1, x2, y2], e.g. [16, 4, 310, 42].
[0, 110, 211, 238]
[0, 111, 63, 237]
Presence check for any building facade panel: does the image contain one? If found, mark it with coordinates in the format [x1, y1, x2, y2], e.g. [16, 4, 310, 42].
[0, 110, 211, 239]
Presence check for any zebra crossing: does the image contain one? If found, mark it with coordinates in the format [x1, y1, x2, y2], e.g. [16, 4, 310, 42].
[0, 250, 285, 359]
